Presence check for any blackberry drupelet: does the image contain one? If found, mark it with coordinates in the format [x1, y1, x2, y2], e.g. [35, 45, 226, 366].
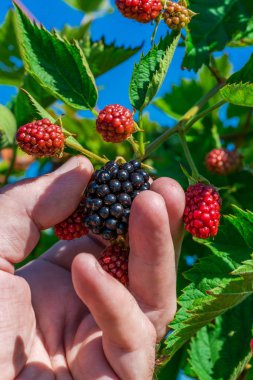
[84, 160, 150, 240]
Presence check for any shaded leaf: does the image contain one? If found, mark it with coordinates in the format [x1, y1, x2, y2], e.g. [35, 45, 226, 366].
[183, 0, 253, 71]
[63, 0, 108, 13]
[0, 104, 17, 144]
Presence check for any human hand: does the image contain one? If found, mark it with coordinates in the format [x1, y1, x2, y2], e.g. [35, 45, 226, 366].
[0, 156, 185, 380]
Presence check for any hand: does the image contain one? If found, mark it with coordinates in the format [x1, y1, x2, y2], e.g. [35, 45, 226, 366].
[0, 156, 185, 380]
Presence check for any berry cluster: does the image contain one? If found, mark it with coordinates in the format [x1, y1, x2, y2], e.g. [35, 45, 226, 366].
[115, 0, 163, 23]
[163, 1, 195, 30]
[98, 242, 129, 286]
[16, 119, 65, 157]
[184, 183, 222, 239]
[55, 196, 88, 240]
[205, 148, 242, 176]
[96, 104, 135, 143]
[84, 160, 150, 240]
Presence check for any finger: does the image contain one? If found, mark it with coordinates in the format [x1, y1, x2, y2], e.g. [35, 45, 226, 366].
[151, 177, 185, 257]
[0, 156, 93, 269]
[72, 254, 156, 380]
[129, 191, 177, 339]
[41, 235, 106, 271]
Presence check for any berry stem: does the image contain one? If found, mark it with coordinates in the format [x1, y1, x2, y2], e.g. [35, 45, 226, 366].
[151, 15, 162, 45]
[65, 136, 108, 164]
[144, 82, 225, 159]
[211, 124, 222, 149]
[128, 136, 141, 157]
[179, 132, 199, 179]
[4, 144, 17, 185]
[183, 100, 226, 134]
[91, 108, 99, 117]
[138, 111, 145, 158]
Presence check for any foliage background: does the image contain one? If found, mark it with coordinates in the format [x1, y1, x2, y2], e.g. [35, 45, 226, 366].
[0, 1, 253, 379]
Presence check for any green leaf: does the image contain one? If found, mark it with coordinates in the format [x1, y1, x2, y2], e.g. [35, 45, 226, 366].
[130, 32, 181, 111]
[81, 37, 143, 78]
[160, 208, 253, 362]
[63, 0, 109, 13]
[0, 9, 24, 86]
[228, 19, 253, 47]
[61, 22, 91, 41]
[15, 75, 55, 126]
[14, 4, 98, 110]
[189, 298, 253, 380]
[0, 105, 17, 144]
[183, 0, 253, 71]
[19, 88, 55, 124]
[220, 55, 253, 106]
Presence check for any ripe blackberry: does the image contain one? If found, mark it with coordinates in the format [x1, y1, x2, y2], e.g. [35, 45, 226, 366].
[115, 0, 163, 24]
[205, 148, 242, 176]
[84, 160, 150, 240]
[163, 1, 195, 30]
[16, 119, 65, 157]
[98, 242, 129, 286]
[183, 183, 222, 239]
[96, 104, 135, 143]
[54, 196, 88, 240]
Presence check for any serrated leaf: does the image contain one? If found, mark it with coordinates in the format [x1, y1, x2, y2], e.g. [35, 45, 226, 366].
[228, 19, 253, 47]
[220, 83, 253, 107]
[19, 88, 55, 124]
[220, 55, 253, 106]
[15, 75, 55, 126]
[0, 9, 24, 86]
[63, 0, 109, 13]
[0, 105, 17, 144]
[189, 298, 253, 380]
[183, 0, 253, 71]
[160, 208, 253, 362]
[130, 32, 181, 111]
[81, 37, 142, 78]
[14, 4, 98, 110]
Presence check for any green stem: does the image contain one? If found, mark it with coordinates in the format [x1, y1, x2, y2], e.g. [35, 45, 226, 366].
[144, 82, 225, 159]
[128, 136, 140, 157]
[179, 132, 199, 178]
[4, 144, 17, 185]
[138, 111, 145, 158]
[151, 15, 162, 45]
[211, 124, 222, 149]
[65, 137, 108, 165]
[183, 100, 226, 134]
[91, 108, 99, 117]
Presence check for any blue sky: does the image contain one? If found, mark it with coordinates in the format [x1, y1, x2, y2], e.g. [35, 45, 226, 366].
[0, 0, 252, 126]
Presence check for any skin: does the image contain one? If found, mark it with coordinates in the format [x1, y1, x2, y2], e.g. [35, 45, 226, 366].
[0, 156, 185, 380]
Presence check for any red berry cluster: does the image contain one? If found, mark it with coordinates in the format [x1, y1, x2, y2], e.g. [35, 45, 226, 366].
[184, 183, 222, 239]
[205, 148, 242, 176]
[16, 119, 65, 157]
[98, 242, 129, 286]
[115, 0, 163, 23]
[163, 1, 195, 30]
[96, 104, 135, 143]
[54, 196, 88, 240]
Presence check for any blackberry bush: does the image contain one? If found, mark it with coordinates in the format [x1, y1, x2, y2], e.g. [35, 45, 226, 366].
[84, 160, 150, 240]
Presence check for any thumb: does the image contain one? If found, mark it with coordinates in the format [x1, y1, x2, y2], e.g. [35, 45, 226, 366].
[0, 156, 93, 268]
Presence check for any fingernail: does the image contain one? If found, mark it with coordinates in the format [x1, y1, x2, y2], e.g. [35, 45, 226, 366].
[54, 157, 82, 175]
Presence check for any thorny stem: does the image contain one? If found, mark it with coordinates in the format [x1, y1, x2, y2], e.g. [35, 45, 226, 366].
[178, 132, 199, 178]
[4, 144, 17, 185]
[144, 82, 225, 159]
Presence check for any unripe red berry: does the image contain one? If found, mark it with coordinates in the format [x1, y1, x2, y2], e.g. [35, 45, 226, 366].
[205, 148, 242, 176]
[163, 1, 195, 30]
[98, 242, 129, 286]
[96, 104, 135, 143]
[16, 119, 65, 157]
[115, 0, 163, 23]
[183, 183, 222, 239]
[54, 196, 88, 240]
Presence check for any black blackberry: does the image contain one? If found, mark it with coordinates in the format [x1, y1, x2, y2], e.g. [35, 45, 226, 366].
[84, 160, 150, 240]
